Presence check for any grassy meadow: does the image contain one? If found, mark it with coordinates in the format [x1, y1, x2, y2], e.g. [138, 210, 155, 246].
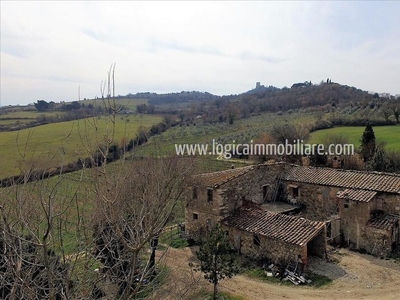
[308, 125, 400, 151]
[79, 97, 148, 111]
[0, 110, 64, 125]
[0, 114, 162, 178]
[0, 98, 148, 126]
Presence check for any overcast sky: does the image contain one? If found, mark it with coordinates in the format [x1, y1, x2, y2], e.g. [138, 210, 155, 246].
[1, 1, 399, 106]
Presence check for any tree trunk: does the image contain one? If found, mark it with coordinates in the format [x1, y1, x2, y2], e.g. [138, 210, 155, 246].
[213, 281, 218, 300]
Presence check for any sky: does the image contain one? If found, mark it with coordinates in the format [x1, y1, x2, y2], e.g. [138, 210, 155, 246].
[1, 1, 400, 106]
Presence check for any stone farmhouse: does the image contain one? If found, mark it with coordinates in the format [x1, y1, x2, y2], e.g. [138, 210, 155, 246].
[185, 162, 400, 266]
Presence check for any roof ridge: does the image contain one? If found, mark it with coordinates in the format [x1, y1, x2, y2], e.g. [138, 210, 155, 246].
[193, 164, 254, 177]
[285, 163, 400, 178]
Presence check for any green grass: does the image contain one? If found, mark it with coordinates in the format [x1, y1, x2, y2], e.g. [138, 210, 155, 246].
[0, 114, 162, 178]
[0, 110, 66, 126]
[0, 110, 62, 119]
[307, 273, 332, 288]
[158, 230, 188, 249]
[79, 97, 148, 111]
[245, 268, 288, 285]
[308, 125, 400, 151]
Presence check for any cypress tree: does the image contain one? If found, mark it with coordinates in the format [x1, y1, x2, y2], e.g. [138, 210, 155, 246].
[360, 124, 376, 162]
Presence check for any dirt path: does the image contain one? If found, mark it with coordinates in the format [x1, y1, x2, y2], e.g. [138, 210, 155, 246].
[150, 247, 400, 300]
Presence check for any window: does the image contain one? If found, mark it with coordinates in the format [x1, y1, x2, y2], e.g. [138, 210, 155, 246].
[326, 222, 332, 238]
[262, 184, 270, 202]
[253, 235, 260, 246]
[288, 184, 299, 198]
[192, 187, 198, 200]
[207, 188, 213, 203]
[193, 213, 198, 220]
[344, 199, 349, 209]
[292, 187, 299, 198]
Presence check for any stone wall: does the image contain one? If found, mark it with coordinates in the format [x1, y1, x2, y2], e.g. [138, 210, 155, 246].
[221, 163, 285, 205]
[363, 227, 393, 257]
[377, 194, 400, 214]
[185, 163, 285, 239]
[185, 185, 223, 238]
[222, 224, 306, 265]
[338, 198, 372, 249]
[337, 195, 400, 256]
[283, 182, 341, 221]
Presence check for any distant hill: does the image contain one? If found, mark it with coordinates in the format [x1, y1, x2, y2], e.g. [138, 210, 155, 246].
[238, 80, 389, 112]
[123, 91, 219, 105]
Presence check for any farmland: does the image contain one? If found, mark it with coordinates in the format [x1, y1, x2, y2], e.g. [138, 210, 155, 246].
[308, 125, 400, 151]
[0, 98, 148, 127]
[0, 109, 64, 126]
[136, 112, 316, 156]
[0, 114, 162, 178]
[78, 97, 148, 111]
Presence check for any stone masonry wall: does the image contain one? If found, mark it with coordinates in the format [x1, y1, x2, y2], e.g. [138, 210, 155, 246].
[221, 163, 285, 205]
[378, 194, 400, 215]
[363, 227, 393, 257]
[185, 186, 222, 238]
[284, 182, 342, 221]
[222, 224, 307, 265]
[339, 199, 376, 250]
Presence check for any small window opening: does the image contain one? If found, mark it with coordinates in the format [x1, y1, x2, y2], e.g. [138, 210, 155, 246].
[253, 235, 260, 246]
[292, 187, 299, 198]
[207, 188, 213, 203]
[344, 199, 349, 209]
[193, 213, 199, 220]
[262, 185, 269, 201]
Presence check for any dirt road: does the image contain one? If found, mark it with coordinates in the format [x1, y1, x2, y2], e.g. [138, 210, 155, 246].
[150, 247, 400, 300]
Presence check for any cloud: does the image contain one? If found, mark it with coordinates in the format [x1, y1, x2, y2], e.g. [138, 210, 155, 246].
[1, 1, 399, 105]
[238, 51, 286, 64]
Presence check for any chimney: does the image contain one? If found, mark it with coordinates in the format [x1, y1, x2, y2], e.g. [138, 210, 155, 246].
[301, 156, 310, 167]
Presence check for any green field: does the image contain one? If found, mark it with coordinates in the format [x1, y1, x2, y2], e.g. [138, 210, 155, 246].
[79, 97, 148, 111]
[0, 98, 148, 126]
[0, 110, 65, 125]
[0, 114, 162, 178]
[308, 125, 400, 151]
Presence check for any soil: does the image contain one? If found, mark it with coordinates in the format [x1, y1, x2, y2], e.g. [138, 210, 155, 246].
[149, 246, 400, 300]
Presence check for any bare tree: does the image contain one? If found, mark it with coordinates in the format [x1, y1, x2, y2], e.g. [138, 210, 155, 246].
[0, 163, 82, 300]
[0, 64, 195, 300]
[77, 65, 195, 299]
[89, 156, 193, 299]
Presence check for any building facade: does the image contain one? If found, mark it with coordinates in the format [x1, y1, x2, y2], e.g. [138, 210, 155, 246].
[185, 162, 400, 262]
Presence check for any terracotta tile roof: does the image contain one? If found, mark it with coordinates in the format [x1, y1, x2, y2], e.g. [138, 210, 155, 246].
[281, 164, 400, 194]
[367, 214, 399, 231]
[222, 207, 326, 246]
[337, 189, 377, 203]
[193, 165, 255, 188]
